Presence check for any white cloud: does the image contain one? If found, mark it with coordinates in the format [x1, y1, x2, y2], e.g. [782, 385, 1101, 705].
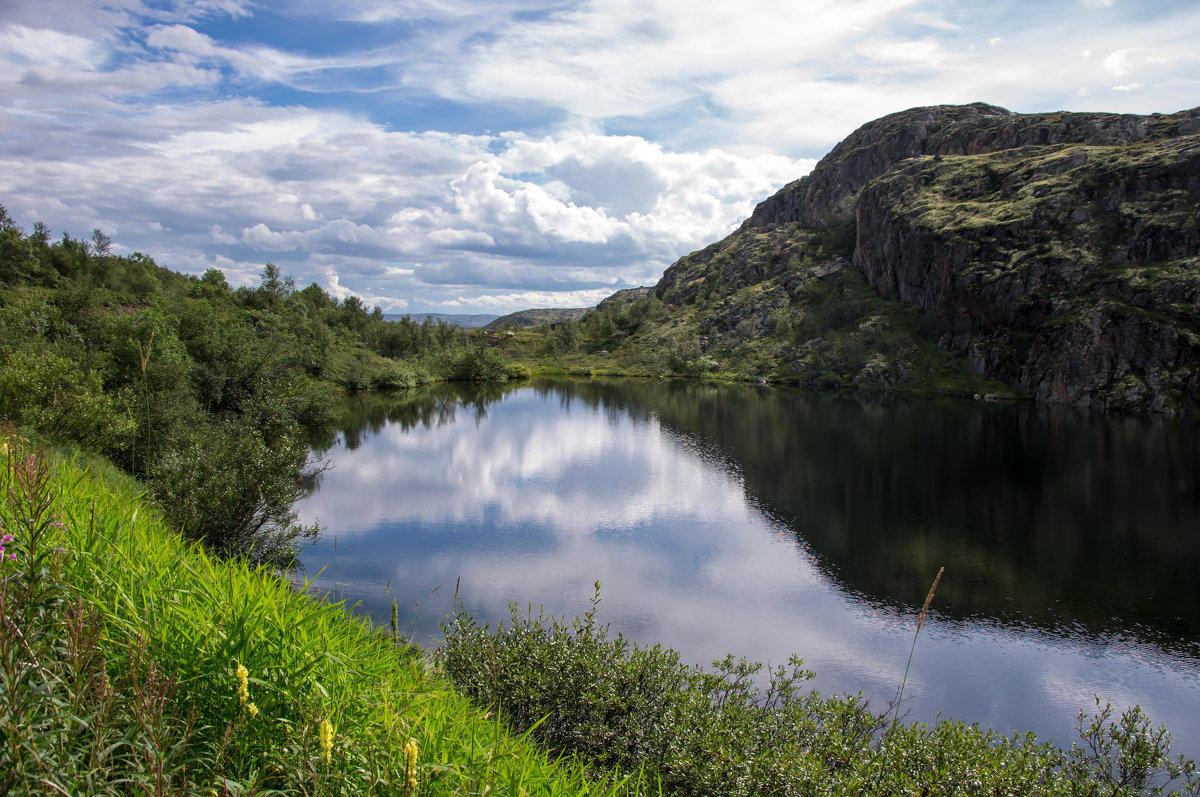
[447, 0, 924, 129]
[241, 222, 300, 251]
[442, 289, 619, 312]
[2, 78, 805, 310]
[427, 228, 497, 247]
[209, 224, 238, 244]
[2, 25, 107, 70]
[1103, 49, 1136, 76]
[3, 0, 1199, 313]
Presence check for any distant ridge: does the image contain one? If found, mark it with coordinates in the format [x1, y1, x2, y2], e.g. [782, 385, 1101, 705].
[383, 312, 499, 329]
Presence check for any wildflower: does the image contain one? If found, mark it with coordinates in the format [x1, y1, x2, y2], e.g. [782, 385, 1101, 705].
[235, 662, 249, 706]
[318, 718, 333, 765]
[0, 532, 14, 562]
[404, 738, 420, 795]
[246, 702, 259, 718]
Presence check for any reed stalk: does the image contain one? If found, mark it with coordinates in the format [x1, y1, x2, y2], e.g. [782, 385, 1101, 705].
[891, 566, 943, 733]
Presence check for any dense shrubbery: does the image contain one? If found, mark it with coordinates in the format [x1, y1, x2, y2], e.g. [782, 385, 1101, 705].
[439, 586, 1200, 797]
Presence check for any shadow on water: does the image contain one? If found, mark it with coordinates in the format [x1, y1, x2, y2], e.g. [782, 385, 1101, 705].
[529, 378, 1200, 658]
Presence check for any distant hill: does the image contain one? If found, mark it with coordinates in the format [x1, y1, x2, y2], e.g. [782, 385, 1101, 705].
[383, 312, 499, 328]
[484, 307, 589, 329]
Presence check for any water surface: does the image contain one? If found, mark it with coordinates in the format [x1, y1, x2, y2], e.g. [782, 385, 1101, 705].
[296, 379, 1200, 757]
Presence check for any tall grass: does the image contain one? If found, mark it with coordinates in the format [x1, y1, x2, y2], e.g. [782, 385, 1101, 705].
[0, 431, 649, 796]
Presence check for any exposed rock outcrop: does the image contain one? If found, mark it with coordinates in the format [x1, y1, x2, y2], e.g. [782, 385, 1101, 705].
[647, 102, 1200, 413]
[852, 109, 1200, 412]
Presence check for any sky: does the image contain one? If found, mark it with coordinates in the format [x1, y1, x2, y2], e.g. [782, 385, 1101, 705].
[2, 0, 1198, 314]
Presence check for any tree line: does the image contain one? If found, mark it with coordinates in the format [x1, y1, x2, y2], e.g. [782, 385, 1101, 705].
[0, 205, 525, 564]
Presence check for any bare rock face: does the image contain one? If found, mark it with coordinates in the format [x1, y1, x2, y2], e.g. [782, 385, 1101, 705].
[852, 110, 1200, 412]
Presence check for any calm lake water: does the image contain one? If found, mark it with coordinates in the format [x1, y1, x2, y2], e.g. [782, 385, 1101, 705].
[295, 379, 1200, 758]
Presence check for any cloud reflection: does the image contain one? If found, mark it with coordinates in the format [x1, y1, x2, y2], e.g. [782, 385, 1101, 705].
[295, 383, 1200, 759]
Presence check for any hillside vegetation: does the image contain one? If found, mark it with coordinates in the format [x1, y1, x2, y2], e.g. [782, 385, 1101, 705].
[0, 207, 528, 563]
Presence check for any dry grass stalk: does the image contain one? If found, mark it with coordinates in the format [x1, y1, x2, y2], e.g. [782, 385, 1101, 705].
[891, 566, 945, 733]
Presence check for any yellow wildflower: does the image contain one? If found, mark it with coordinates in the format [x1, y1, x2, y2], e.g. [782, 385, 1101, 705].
[318, 718, 333, 765]
[246, 702, 259, 718]
[404, 738, 419, 795]
[235, 662, 249, 706]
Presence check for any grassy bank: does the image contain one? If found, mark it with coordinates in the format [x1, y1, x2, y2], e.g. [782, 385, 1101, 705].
[0, 431, 644, 796]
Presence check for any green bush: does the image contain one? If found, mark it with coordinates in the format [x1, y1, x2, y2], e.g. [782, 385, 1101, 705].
[439, 586, 1200, 797]
[453, 345, 515, 383]
[439, 585, 888, 796]
[0, 347, 132, 447]
[149, 400, 320, 565]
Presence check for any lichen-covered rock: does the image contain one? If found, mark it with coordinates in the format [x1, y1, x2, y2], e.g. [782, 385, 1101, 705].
[853, 119, 1200, 413]
[745, 103, 1192, 230]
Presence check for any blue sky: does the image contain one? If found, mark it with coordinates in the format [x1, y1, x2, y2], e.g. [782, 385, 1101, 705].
[2, 0, 1198, 314]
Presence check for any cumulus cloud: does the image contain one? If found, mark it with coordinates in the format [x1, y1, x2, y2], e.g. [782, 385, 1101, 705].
[2, 0, 1198, 312]
[2, 87, 805, 310]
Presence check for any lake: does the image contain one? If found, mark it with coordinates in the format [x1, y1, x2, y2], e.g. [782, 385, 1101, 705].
[295, 378, 1200, 758]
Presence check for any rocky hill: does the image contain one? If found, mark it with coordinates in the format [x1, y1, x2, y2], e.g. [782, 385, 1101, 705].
[642, 103, 1200, 413]
[485, 307, 589, 329]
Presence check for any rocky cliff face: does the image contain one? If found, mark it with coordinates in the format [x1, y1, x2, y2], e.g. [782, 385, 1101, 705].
[649, 103, 1200, 413]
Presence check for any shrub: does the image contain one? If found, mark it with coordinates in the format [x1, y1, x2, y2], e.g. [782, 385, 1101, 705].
[454, 345, 514, 383]
[0, 347, 132, 447]
[149, 402, 321, 566]
[438, 584, 887, 797]
[438, 585, 1200, 797]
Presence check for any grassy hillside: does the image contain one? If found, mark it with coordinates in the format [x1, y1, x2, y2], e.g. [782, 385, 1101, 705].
[484, 307, 589, 330]
[0, 431, 644, 796]
[508, 223, 1015, 397]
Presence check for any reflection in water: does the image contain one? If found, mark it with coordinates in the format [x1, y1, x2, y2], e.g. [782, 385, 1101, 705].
[295, 379, 1200, 759]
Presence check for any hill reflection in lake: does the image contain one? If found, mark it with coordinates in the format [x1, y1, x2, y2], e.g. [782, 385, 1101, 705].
[296, 379, 1200, 758]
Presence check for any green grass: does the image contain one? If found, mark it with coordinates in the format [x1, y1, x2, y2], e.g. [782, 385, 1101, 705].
[0, 430, 649, 796]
